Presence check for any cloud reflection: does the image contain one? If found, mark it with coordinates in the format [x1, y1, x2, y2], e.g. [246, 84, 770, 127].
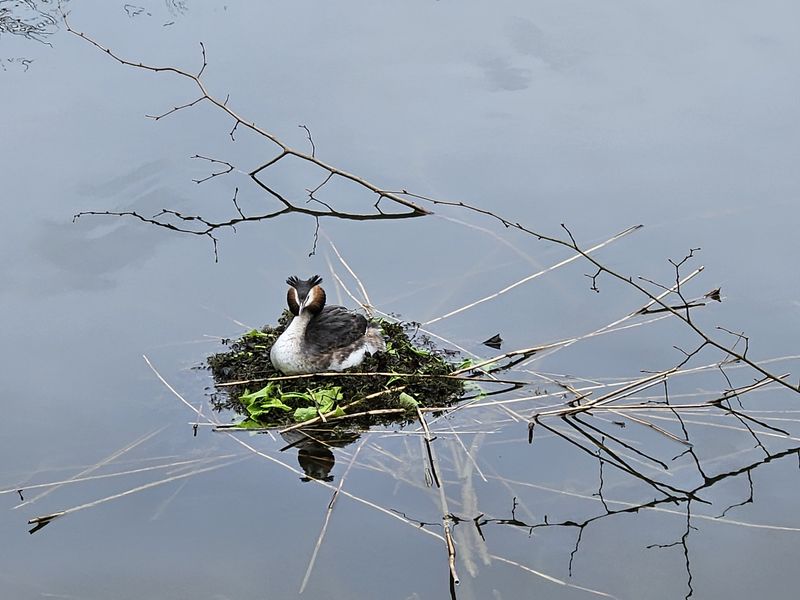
[26, 161, 190, 294]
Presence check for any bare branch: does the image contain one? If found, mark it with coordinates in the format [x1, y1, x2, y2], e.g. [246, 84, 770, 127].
[191, 154, 235, 184]
[145, 96, 206, 120]
[299, 124, 316, 157]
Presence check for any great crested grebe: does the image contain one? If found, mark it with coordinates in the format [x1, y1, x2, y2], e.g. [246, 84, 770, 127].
[269, 275, 386, 375]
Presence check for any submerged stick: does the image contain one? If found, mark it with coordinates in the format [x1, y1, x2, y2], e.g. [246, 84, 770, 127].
[416, 407, 460, 587]
[15, 427, 166, 510]
[299, 438, 368, 593]
[424, 224, 642, 326]
[143, 355, 623, 595]
[2, 455, 237, 497]
[27, 457, 243, 532]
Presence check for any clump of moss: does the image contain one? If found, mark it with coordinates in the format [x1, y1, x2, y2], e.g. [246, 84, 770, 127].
[206, 313, 466, 428]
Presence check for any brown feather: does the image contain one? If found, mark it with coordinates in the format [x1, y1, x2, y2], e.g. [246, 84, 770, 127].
[287, 287, 300, 316]
[304, 285, 326, 315]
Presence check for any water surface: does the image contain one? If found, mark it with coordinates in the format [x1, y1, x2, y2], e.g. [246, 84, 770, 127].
[2, 2, 800, 598]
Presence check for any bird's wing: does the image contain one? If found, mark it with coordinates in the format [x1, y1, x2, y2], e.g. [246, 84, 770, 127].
[304, 305, 368, 353]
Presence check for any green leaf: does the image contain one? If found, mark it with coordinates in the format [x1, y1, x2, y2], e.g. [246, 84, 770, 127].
[398, 392, 419, 411]
[310, 386, 342, 412]
[293, 407, 319, 422]
[293, 405, 347, 423]
[240, 383, 276, 405]
[239, 383, 293, 422]
[262, 398, 293, 412]
[291, 386, 344, 422]
[280, 391, 314, 402]
[243, 329, 270, 339]
[457, 358, 476, 370]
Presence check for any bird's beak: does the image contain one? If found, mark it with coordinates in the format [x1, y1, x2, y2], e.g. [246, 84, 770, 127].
[299, 285, 324, 314]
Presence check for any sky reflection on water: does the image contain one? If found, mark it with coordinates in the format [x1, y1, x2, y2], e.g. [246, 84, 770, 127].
[2, 1, 800, 599]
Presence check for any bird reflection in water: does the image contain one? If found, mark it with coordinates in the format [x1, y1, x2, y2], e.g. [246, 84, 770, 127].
[280, 430, 361, 483]
[297, 443, 335, 482]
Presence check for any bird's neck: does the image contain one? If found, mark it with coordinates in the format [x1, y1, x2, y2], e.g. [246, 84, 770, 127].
[285, 309, 314, 337]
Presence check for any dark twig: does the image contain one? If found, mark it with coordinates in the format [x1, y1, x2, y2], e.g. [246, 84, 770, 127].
[717, 471, 754, 518]
[647, 501, 695, 600]
[61, 12, 432, 244]
[309, 217, 320, 257]
[191, 154, 235, 184]
[230, 187, 245, 218]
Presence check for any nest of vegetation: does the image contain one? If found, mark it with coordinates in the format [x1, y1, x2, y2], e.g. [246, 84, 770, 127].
[207, 311, 466, 429]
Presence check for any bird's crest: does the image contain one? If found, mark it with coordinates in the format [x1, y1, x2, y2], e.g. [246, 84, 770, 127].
[287, 275, 322, 288]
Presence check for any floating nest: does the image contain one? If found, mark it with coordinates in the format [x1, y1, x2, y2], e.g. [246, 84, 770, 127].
[207, 312, 467, 429]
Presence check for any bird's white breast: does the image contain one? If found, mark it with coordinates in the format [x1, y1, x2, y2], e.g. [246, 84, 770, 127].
[270, 315, 314, 375]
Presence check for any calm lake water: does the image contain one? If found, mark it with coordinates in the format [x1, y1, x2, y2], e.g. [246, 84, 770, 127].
[2, 2, 799, 599]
